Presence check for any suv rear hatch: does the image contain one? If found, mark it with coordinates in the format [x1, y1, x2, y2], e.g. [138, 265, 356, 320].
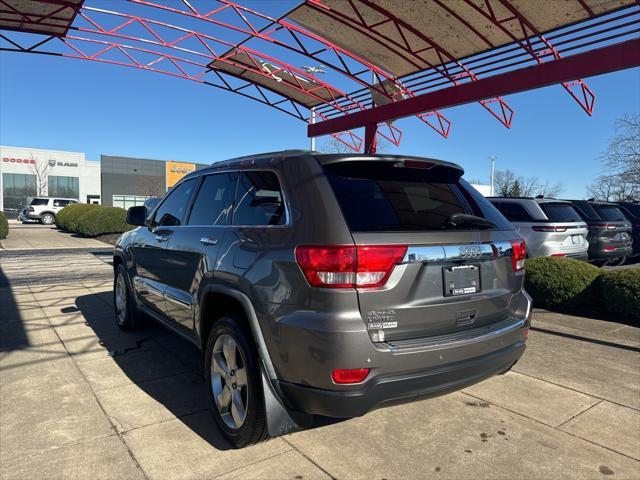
[318, 157, 523, 343]
[537, 203, 588, 255]
[578, 203, 632, 250]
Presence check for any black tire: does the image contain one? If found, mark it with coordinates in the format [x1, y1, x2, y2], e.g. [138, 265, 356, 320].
[610, 256, 627, 267]
[205, 315, 268, 448]
[40, 213, 55, 225]
[113, 264, 144, 331]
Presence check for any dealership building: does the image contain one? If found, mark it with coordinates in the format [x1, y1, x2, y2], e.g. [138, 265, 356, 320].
[0, 146, 101, 217]
[1, 145, 208, 217]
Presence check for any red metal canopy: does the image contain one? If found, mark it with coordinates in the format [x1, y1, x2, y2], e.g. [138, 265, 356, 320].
[1, 0, 638, 154]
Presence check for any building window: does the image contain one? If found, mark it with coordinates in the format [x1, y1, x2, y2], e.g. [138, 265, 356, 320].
[2, 173, 37, 216]
[113, 195, 149, 210]
[48, 176, 79, 199]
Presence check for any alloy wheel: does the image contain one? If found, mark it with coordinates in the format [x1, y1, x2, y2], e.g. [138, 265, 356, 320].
[114, 272, 127, 325]
[210, 334, 248, 429]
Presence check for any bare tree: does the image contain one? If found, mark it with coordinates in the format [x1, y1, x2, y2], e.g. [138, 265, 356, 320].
[586, 174, 638, 202]
[587, 113, 640, 201]
[494, 169, 561, 197]
[30, 158, 53, 196]
[318, 135, 388, 154]
[602, 113, 640, 186]
[536, 180, 564, 198]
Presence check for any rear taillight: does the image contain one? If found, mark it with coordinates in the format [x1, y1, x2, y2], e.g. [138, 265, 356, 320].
[295, 245, 407, 289]
[510, 239, 526, 272]
[592, 224, 617, 230]
[332, 368, 370, 384]
[28, 207, 34, 212]
[532, 226, 567, 232]
[603, 246, 617, 252]
[551, 253, 566, 257]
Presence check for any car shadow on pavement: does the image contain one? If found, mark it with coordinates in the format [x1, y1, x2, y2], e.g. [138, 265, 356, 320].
[0, 267, 29, 353]
[74, 291, 239, 451]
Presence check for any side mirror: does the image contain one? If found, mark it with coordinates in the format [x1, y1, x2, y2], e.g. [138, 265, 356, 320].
[126, 206, 148, 227]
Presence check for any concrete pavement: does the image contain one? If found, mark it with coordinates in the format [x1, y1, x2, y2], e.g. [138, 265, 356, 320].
[1, 230, 639, 479]
[0, 220, 107, 250]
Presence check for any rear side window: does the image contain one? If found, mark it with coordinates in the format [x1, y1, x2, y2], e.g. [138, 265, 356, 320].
[323, 161, 511, 231]
[540, 204, 582, 222]
[233, 171, 286, 226]
[152, 178, 197, 227]
[495, 203, 535, 222]
[621, 205, 640, 220]
[188, 173, 236, 226]
[30, 198, 48, 206]
[595, 206, 627, 221]
[573, 203, 600, 220]
[53, 199, 72, 207]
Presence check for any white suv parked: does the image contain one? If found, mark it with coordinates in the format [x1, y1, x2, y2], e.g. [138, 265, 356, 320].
[25, 197, 78, 225]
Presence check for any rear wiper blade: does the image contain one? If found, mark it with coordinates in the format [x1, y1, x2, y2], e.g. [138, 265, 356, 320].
[446, 213, 496, 229]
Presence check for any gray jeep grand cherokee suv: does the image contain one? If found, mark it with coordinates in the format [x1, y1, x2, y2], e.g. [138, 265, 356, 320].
[114, 151, 531, 448]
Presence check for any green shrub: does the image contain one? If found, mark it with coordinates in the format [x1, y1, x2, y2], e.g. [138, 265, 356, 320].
[524, 257, 601, 310]
[597, 269, 640, 321]
[74, 206, 133, 237]
[56, 203, 100, 232]
[0, 212, 8, 240]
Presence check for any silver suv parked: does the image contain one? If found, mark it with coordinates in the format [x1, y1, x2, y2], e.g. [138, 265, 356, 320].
[488, 197, 588, 260]
[114, 151, 531, 448]
[25, 197, 78, 224]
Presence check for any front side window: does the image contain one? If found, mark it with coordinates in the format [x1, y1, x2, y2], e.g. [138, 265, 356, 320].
[152, 178, 197, 227]
[188, 173, 236, 226]
[233, 171, 286, 226]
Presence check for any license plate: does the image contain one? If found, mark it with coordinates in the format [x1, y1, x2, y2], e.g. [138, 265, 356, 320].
[443, 265, 480, 297]
[571, 235, 581, 244]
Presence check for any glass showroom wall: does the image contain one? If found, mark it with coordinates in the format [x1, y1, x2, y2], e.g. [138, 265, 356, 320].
[2, 173, 37, 216]
[48, 175, 80, 199]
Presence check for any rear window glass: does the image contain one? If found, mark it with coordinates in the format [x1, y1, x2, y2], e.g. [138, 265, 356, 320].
[541, 204, 583, 222]
[30, 198, 48, 206]
[323, 161, 511, 231]
[595, 206, 627, 221]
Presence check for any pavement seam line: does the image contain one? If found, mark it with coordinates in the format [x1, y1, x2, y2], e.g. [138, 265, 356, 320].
[533, 319, 639, 345]
[282, 437, 338, 480]
[556, 399, 603, 428]
[460, 392, 640, 463]
[208, 446, 295, 479]
[42, 303, 152, 480]
[512, 369, 640, 412]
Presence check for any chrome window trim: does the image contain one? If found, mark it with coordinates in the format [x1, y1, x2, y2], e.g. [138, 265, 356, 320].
[179, 168, 291, 229]
[400, 241, 513, 264]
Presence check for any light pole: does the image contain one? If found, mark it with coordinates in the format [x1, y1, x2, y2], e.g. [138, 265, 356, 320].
[489, 156, 496, 196]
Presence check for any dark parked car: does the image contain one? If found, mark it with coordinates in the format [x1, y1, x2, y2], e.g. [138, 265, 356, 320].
[564, 200, 633, 266]
[113, 151, 531, 448]
[617, 201, 640, 261]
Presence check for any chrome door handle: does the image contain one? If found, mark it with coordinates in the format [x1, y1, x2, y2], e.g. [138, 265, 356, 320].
[155, 235, 169, 242]
[200, 236, 218, 246]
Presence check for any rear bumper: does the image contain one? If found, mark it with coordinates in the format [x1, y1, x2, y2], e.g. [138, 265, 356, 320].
[279, 341, 525, 418]
[589, 244, 633, 260]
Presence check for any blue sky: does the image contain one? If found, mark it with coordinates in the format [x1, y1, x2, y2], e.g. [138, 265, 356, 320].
[0, 2, 638, 199]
